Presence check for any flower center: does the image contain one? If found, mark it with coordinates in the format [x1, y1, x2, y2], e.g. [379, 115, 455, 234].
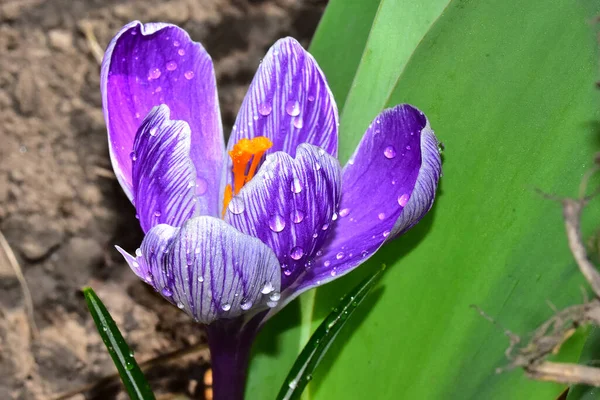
[222, 136, 273, 217]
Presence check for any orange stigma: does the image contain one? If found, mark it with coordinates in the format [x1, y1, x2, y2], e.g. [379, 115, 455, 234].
[222, 136, 273, 217]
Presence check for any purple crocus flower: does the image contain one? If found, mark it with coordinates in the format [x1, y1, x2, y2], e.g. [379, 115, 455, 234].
[102, 21, 441, 400]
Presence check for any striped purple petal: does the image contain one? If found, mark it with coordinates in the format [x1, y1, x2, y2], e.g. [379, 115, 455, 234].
[116, 216, 281, 325]
[289, 104, 441, 297]
[225, 144, 341, 289]
[131, 105, 200, 233]
[102, 21, 224, 216]
[223, 37, 338, 194]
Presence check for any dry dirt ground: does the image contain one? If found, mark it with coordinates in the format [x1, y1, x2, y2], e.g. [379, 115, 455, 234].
[0, 1, 325, 398]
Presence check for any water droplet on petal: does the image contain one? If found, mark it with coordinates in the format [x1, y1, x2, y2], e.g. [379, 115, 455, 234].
[283, 269, 292, 276]
[241, 299, 253, 310]
[332, 213, 338, 221]
[177, 301, 185, 309]
[339, 208, 350, 217]
[330, 268, 337, 277]
[324, 260, 331, 267]
[258, 102, 272, 116]
[315, 162, 321, 171]
[293, 116, 303, 129]
[228, 197, 245, 214]
[290, 246, 304, 260]
[336, 252, 344, 260]
[149, 127, 158, 136]
[285, 100, 300, 116]
[292, 210, 305, 223]
[312, 233, 318, 238]
[184, 70, 194, 79]
[197, 275, 204, 282]
[384, 146, 397, 159]
[269, 292, 281, 301]
[195, 178, 208, 195]
[173, 40, 180, 47]
[161, 287, 173, 297]
[148, 68, 161, 80]
[291, 178, 303, 193]
[308, 95, 315, 102]
[378, 212, 386, 220]
[154, 210, 162, 217]
[135, 248, 142, 257]
[166, 61, 177, 71]
[321, 223, 329, 231]
[178, 48, 185, 56]
[398, 193, 410, 207]
[269, 214, 286, 232]
[221, 303, 231, 311]
[131, 260, 140, 269]
[383, 230, 390, 238]
[406, 145, 412, 150]
[261, 282, 275, 294]
[129, 151, 137, 161]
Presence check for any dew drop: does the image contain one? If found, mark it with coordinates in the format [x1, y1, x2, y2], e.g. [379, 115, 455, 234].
[292, 209, 305, 223]
[332, 213, 338, 221]
[269, 214, 286, 232]
[321, 223, 329, 231]
[135, 248, 142, 257]
[129, 151, 137, 161]
[149, 127, 158, 136]
[258, 102, 272, 116]
[324, 260, 331, 267]
[125, 360, 134, 371]
[361, 250, 368, 257]
[154, 210, 162, 217]
[148, 68, 161, 80]
[406, 145, 412, 150]
[241, 299, 253, 310]
[178, 48, 185, 56]
[173, 40, 180, 47]
[198, 275, 204, 283]
[383, 230, 390, 238]
[131, 260, 140, 269]
[195, 178, 208, 195]
[228, 196, 245, 214]
[269, 291, 281, 301]
[177, 302, 185, 309]
[283, 269, 292, 276]
[398, 193, 410, 207]
[384, 146, 397, 159]
[291, 178, 303, 193]
[292, 116, 303, 129]
[312, 233, 318, 238]
[378, 212, 386, 220]
[161, 287, 173, 297]
[285, 100, 300, 116]
[339, 208, 350, 217]
[308, 95, 315, 102]
[336, 252, 344, 260]
[330, 268, 337, 277]
[315, 162, 321, 171]
[261, 282, 275, 294]
[290, 246, 304, 260]
[166, 61, 177, 71]
[316, 250, 323, 256]
[184, 70, 194, 80]
[222, 303, 231, 311]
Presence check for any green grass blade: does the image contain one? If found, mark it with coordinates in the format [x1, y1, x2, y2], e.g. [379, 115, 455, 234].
[276, 265, 386, 400]
[83, 287, 155, 400]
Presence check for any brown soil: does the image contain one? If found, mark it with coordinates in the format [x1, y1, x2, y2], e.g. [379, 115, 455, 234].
[0, 1, 325, 399]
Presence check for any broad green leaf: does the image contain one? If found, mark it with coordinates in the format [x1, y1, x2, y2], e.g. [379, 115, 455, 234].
[276, 265, 385, 400]
[83, 287, 155, 400]
[249, 0, 600, 399]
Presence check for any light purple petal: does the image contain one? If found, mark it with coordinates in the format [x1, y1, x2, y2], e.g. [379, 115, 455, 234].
[116, 216, 282, 325]
[223, 37, 338, 195]
[288, 104, 441, 297]
[131, 105, 199, 233]
[224, 144, 341, 289]
[102, 21, 223, 216]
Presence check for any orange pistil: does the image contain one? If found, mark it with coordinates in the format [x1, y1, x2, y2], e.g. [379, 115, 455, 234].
[222, 136, 273, 217]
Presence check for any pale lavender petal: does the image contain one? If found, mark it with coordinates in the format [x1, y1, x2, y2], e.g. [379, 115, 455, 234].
[225, 144, 341, 289]
[117, 216, 281, 325]
[102, 21, 223, 216]
[223, 37, 338, 193]
[131, 105, 199, 233]
[288, 104, 441, 297]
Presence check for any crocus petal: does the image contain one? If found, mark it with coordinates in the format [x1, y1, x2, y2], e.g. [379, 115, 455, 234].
[116, 216, 282, 325]
[132, 105, 200, 233]
[223, 38, 338, 192]
[225, 144, 341, 289]
[291, 104, 441, 295]
[102, 21, 223, 216]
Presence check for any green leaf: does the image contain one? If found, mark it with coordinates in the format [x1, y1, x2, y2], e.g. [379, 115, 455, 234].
[248, 0, 600, 399]
[567, 326, 600, 400]
[83, 287, 155, 400]
[276, 265, 386, 400]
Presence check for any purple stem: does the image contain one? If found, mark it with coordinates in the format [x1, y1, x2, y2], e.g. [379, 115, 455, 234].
[206, 313, 265, 400]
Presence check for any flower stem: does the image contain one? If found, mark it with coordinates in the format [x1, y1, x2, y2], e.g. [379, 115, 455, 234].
[206, 314, 264, 400]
